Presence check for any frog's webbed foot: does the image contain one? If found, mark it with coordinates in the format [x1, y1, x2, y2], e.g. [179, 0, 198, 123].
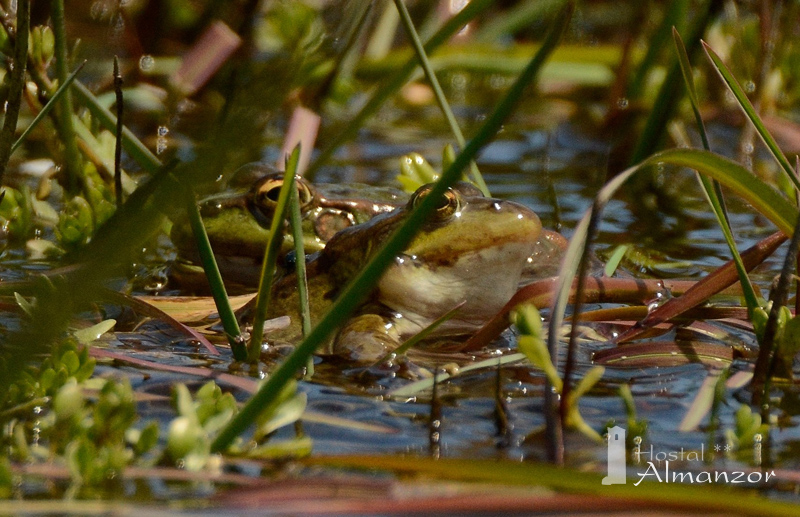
[333, 314, 401, 364]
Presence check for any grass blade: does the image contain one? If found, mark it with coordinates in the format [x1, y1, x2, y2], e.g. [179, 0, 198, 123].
[673, 28, 759, 313]
[703, 40, 799, 191]
[372, 300, 465, 366]
[211, 2, 574, 452]
[287, 149, 313, 377]
[51, 0, 83, 193]
[184, 187, 245, 360]
[248, 147, 300, 362]
[9, 59, 86, 156]
[393, 0, 489, 196]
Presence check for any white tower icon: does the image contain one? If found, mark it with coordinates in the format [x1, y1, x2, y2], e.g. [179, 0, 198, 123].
[602, 426, 627, 485]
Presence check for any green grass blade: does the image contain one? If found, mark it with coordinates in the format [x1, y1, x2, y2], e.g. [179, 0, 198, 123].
[184, 187, 245, 361]
[289, 182, 311, 339]
[305, 0, 494, 179]
[673, 28, 759, 313]
[393, 0, 489, 196]
[287, 148, 313, 378]
[389, 353, 527, 398]
[72, 80, 162, 174]
[248, 147, 300, 362]
[51, 0, 83, 193]
[211, 2, 574, 452]
[11, 61, 86, 155]
[703, 40, 799, 192]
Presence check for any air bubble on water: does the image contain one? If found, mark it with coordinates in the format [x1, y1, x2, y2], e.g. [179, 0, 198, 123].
[754, 433, 762, 443]
[617, 97, 629, 109]
[744, 81, 756, 94]
[90, 1, 107, 20]
[742, 142, 754, 155]
[489, 75, 507, 89]
[139, 55, 155, 72]
[158, 126, 169, 137]
[451, 73, 467, 90]
[112, 13, 125, 32]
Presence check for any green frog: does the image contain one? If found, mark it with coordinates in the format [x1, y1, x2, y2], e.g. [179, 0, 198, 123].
[171, 163, 404, 288]
[260, 182, 544, 362]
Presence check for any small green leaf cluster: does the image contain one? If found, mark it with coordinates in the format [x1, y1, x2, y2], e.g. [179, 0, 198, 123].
[397, 145, 459, 192]
[752, 300, 800, 380]
[725, 404, 769, 452]
[167, 379, 309, 470]
[0, 185, 34, 243]
[56, 163, 116, 249]
[29, 25, 55, 70]
[1, 338, 95, 413]
[54, 379, 158, 488]
[513, 303, 606, 443]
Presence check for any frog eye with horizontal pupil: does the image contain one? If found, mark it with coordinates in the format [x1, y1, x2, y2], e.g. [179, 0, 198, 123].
[411, 185, 459, 217]
[253, 176, 315, 212]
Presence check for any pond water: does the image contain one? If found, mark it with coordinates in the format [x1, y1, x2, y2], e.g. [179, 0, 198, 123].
[93, 78, 799, 487]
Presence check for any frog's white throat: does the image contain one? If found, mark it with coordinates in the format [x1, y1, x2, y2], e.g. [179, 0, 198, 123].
[377, 241, 533, 338]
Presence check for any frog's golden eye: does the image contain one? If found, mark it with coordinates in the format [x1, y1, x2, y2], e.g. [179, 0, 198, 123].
[253, 175, 315, 212]
[411, 185, 459, 217]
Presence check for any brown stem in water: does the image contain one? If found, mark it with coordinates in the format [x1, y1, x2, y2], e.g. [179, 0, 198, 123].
[752, 218, 800, 406]
[0, 0, 29, 186]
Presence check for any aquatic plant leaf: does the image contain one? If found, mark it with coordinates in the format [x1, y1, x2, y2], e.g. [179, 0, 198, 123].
[674, 28, 759, 313]
[72, 319, 116, 344]
[10, 61, 86, 155]
[184, 185, 244, 359]
[248, 146, 300, 361]
[678, 368, 725, 432]
[703, 41, 799, 192]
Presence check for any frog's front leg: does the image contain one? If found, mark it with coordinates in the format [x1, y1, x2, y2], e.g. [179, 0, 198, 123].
[333, 313, 401, 364]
